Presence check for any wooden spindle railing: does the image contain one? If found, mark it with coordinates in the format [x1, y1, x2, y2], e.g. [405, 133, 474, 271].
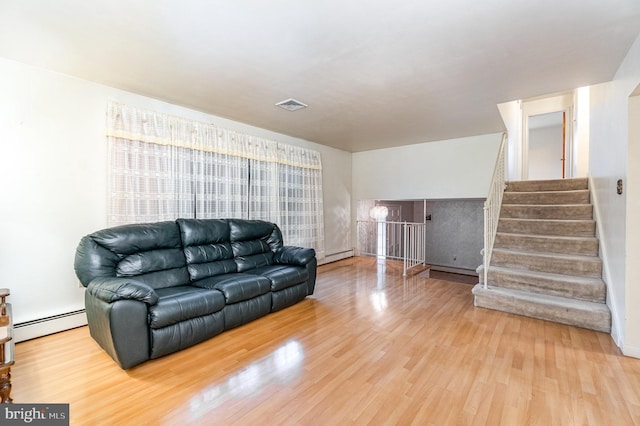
[483, 133, 507, 288]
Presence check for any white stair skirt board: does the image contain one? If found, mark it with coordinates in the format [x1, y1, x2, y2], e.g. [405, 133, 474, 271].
[14, 310, 87, 343]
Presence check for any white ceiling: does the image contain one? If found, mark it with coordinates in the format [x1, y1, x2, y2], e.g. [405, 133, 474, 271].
[1, 0, 639, 152]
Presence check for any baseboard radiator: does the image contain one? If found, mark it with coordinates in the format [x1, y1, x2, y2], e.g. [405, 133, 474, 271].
[14, 310, 87, 343]
[318, 249, 354, 265]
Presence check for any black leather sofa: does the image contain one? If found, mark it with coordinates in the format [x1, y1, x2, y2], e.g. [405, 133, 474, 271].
[74, 218, 317, 369]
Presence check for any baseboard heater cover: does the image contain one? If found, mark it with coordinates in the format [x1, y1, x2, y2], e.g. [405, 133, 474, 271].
[14, 309, 87, 343]
[318, 249, 354, 265]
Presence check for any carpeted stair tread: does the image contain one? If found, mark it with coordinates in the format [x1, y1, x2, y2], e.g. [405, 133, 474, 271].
[485, 265, 606, 302]
[505, 178, 588, 192]
[502, 190, 590, 205]
[497, 218, 595, 237]
[491, 247, 602, 266]
[499, 204, 593, 220]
[472, 283, 611, 332]
[494, 232, 599, 256]
[491, 248, 602, 277]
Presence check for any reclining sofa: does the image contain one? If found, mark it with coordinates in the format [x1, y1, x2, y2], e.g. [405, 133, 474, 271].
[74, 218, 317, 369]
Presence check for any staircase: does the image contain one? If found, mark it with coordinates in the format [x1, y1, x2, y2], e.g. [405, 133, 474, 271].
[472, 177, 611, 333]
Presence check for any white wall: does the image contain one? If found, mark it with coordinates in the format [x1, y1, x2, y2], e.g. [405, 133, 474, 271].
[528, 124, 564, 180]
[497, 100, 522, 181]
[352, 133, 502, 201]
[574, 87, 591, 177]
[0, 58, 352, 330]
[351, 133, 502, 262]
[352, 133, 502, 276]
[627, 93, 640, 357]
[589, 32, 640, 353]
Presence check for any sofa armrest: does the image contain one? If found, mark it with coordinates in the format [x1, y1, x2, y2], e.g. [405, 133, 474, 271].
[273, 246, 316, 266]
[87, 277, 159, 306]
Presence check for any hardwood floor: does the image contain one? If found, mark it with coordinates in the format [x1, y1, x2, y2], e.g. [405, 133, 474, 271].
[13, 257, 640, 425]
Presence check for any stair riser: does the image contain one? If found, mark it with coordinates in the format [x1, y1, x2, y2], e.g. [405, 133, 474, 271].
[500, 204, 593, 220]
[491, 251, 602, 277]
[487, 268, 606, 302]
[494, 233, 599, 256]
[502, 191, 590, 205]
[472, 286, 611, 333]
[498, 219, 595, 237]
[506, 178, 588, 192]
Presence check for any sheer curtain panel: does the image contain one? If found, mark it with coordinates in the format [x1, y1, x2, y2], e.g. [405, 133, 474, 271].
[106, 102, 325, 259]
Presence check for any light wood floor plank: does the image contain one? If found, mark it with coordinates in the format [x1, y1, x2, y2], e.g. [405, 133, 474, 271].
[11, 257, 640, 425]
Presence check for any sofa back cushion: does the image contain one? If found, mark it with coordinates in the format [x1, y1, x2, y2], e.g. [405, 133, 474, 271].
[75, 221, 190, 290]
[228, 219, 283, 272]
[177, 219, 237, 281]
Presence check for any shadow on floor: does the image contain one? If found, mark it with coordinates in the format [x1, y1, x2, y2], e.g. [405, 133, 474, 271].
[428, 270, 478, 285]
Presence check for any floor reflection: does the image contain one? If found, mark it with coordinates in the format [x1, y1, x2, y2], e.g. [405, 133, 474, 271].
[370, 260, 388, 313]
[186, 340, 304, 421]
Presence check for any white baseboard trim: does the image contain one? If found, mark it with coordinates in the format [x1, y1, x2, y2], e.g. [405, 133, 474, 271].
[14, 310, 87, 343]
[319, 249, 354, 265]
[623, 344, 640, 359]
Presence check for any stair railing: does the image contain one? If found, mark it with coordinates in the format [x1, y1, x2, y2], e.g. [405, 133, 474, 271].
[402, 221, 426, 277]
[356, 220, 426, 276]
[483, 133, 508, 289]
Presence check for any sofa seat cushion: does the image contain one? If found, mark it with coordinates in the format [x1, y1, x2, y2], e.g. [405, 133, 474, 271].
[245, 265, 309, 292]
[149, 286, 225, 329]
[192, 273, 271, 304]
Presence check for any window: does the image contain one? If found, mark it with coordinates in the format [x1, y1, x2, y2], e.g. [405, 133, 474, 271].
[106, 102, 324, 258]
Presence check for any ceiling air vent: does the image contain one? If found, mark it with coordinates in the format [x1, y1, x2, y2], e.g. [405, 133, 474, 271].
[275, 98, 308, 112]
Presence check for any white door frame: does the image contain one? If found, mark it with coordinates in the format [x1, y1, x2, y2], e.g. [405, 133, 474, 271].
[522, 93, 574, 180]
